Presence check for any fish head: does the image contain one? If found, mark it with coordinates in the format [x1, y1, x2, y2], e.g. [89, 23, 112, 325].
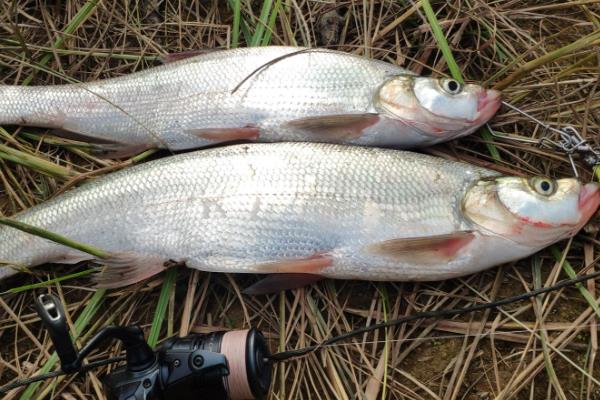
[376, 75, 501, 139]
[463, 176, 600, 247]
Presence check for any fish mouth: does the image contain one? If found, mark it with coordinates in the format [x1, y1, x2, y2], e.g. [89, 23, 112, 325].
[471, 89, 502, 124]
[578, 182, 600, 224]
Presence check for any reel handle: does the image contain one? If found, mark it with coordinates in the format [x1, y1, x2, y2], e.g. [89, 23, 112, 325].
[35, 294, 79, 373]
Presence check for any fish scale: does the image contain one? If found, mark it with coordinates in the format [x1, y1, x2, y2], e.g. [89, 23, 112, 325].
[0, 142, 514, 284]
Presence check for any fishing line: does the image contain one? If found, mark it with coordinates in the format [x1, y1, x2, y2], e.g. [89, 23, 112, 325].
[303, 325, 597, 347]
[269, 268, 600, 361]
[230, 48, 316, 94]
[230, 48, 415, 94]
[486, 100, 600, 176]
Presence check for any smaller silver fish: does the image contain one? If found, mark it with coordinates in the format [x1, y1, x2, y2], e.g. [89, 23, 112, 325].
[0, 47, 501, 156]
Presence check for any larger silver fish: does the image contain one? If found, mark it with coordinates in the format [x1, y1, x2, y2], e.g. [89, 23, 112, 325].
[0, 47, 501, 156]
[0, 143, 596, 291]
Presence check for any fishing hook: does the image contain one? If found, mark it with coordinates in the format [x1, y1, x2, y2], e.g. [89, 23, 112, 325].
[486, 101, 600, 178]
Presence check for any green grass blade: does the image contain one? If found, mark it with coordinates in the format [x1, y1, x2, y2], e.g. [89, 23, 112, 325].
[227, 0, 252, 44]
[231, 0, 241, 48]
[2, 269, 95, 295]
[147, 269, 178, 347]
[533, 257, 567, 400]
[420, 0, 500, 161]
[551, 246, 600, 319]
[261, 0, 282, 46]
[21, 0, 100, 85]
[250, 0, 273, 46]
[2, 40, 157, 61]
[480, 126, 502, 161]
[0, 142, 75, 179]
[20, 289, 106, 400]
[131, 148, 159, 163]
[420, 0, 463, 83]
[494, 29, 600, 90]
[0, 218, 109, 259]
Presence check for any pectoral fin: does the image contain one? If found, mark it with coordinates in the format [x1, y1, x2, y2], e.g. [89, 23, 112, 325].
[185, 127, 260, 141]
[287, 113, 379, 140]
[366, 232, 475, 264]
[92, 252, 184, 289]
[243, 273, 324, 295]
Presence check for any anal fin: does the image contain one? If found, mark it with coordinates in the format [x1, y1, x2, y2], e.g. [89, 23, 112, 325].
[90, 143, 155, 159]
[51, 251, 94, 265]
[243, 273, 323, 295]
[366, 231, 475, 264]
[93, 252, 183, 289]
[185, 127, 260, 142]
[287, 113, 379, 141]
[48, 129, 118, 144]
[253, 254, 333, 274]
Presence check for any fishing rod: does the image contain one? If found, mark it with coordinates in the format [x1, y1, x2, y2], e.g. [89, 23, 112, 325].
[2, 269, 600, 399]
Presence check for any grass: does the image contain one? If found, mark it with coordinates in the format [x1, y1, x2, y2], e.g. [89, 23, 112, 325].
[0, 218, 109, 259]
[147, 269, 178, 347]
[1, 1, 600, 399]
[20, 0, 101, 86]
[420, 0, 501, 161]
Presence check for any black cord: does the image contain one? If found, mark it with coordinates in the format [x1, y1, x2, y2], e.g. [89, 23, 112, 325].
[0, 356, 125, 394]
[270, 269, 600, 362]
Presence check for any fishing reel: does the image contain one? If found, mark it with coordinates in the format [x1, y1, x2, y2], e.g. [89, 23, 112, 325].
[34, 294, 272, 400]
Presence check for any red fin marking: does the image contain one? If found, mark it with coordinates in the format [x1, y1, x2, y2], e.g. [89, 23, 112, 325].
[367, 232, 475, 264]
[437, 235, 476, 257]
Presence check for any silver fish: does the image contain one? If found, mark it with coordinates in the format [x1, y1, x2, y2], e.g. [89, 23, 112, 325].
[0, 47, 501, 156]
[0, 143, 596, 291]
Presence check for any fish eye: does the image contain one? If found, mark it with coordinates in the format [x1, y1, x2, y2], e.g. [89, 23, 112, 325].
[440, 78, 463, 95]
[530, 177, 556, 196]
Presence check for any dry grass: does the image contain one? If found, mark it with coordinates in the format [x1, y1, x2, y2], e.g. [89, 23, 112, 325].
[1, 1, 600, 399]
